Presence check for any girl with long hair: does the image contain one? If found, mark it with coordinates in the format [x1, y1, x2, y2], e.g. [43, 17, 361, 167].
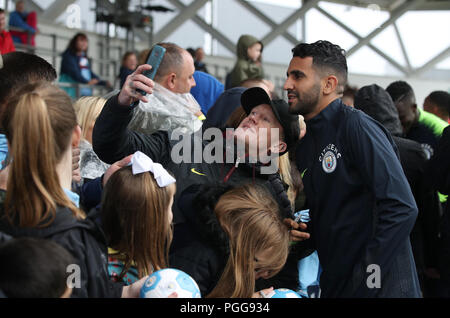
[101, 153, 176, 285]
[170, 183, 290, 298]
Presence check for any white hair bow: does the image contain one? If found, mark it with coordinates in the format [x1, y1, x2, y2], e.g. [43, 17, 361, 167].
[129, 151, 176, 187]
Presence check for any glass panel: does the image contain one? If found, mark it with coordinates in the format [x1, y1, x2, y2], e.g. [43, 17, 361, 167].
[371, 25, 407, 67]
[348, 46, 403, 77]
[436, 57, 450, 70]
[318, 1, 389, 38]
[306, 8, 358, 51]
[397, 10, 450, 68]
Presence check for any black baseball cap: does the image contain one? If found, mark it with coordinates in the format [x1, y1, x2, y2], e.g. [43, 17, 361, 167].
[240, 87, 300, 154]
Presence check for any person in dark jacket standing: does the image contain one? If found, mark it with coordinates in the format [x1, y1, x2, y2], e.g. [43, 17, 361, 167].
[8, 1, 36, 46]
[60, 33, 111, 98]
[386, 81, 448, 160]
[284, 40, 421, 297]
[426, 126, 450, 296]
[354, 84, 441, 296]
[118, 51, 138, 89]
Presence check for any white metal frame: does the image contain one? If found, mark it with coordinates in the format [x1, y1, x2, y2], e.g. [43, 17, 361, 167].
[21, 0, 450, 79]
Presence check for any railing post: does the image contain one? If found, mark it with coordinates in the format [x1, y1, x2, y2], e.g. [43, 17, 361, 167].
[99, 40, 104, 77]
[75, 83, 80, 100]
[27, 30, 33, 53]
[51, 34, 57, 67]
[105, 22, 111, 78]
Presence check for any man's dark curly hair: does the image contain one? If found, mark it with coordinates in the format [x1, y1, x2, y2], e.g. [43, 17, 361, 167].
[385, 80, 415, 104]
[292, 40, 348, 93]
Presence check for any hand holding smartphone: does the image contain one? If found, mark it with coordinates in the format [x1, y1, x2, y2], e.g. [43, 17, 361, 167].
[136, 45, 166, 96]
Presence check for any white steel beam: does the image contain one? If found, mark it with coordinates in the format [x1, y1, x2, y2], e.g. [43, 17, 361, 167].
[41, 0, 77, 21]
[315, 5, 410, 75]
[153, 0, 209, 44]
[260, 0, 320, 46]
[235, 0, 298, 45]
[346, 0, 426, 57]
[168, 0, 236, 53]
[393, 22, 412, 72]
[411, 46, 450, 77]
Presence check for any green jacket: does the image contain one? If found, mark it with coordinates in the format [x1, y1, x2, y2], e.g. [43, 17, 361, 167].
[418, 108, 449, 137]
[230, 35, 264, 88]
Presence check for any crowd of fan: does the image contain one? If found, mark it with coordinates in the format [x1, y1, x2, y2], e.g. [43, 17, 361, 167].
[0, 3, 449, 300]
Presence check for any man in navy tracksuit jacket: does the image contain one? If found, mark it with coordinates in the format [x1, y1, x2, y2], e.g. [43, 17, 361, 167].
[284, 40, 421, 297]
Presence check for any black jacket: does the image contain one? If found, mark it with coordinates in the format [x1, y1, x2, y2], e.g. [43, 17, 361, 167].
[0, 190, 123, 298]
[296, 98, 421, 297]
[427, 126, 450, 197]
[427, 126, 450, 282]
[169, 184, 231, 296]
[92, 94, 293, 226]
[354, 84, 441, 272]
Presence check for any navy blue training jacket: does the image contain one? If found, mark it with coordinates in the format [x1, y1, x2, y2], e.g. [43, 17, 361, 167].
[295, 98, 421, 298]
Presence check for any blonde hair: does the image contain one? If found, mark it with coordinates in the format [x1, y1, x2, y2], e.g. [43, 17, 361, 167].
[74, 96, 106, 142]
[278, 153, 296, 206]
[207, 184, 290, 298]
[2, 83, 84, 227]
[101, 166, 175, 279]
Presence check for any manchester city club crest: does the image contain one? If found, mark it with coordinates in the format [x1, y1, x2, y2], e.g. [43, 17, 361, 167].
[322, 151, 337, 173]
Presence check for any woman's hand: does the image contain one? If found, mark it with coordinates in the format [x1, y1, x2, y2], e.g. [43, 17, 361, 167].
[102, 155, 133, 187]
[118, 64, 155, 106]
[88, 78, 99, 85]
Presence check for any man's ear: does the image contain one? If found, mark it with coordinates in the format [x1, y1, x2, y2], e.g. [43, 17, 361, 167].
[166, 72, 177, 90]
[322, 75, 339, 95]
[72, 125, 81, 148]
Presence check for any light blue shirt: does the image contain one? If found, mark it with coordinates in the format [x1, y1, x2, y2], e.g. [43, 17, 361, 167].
[63, 188, 80, 208]
[0, 134, 9, 170]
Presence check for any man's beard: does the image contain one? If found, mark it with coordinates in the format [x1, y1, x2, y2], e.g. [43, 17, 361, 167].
[287, 83, 321, 117]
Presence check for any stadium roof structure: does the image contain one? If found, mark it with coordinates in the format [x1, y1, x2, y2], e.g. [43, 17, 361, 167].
[7, 0, 450, 80]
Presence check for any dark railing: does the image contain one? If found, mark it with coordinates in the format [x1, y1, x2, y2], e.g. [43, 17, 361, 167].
[57, 82, 113, 99]
[8, 26, 122, 99]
